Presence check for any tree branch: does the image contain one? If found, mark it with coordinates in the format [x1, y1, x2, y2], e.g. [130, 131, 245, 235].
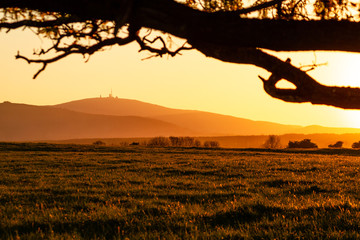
[192, 42, 360, 109]
[16, 35, 135, 79]
[3, 0, 360, 52]
[135, 32, 193, 58]
[2, 0, 360, 109]
[0, 17, 78, 30]
[135, 0, 360, 52]
[235, 0, 285, 15]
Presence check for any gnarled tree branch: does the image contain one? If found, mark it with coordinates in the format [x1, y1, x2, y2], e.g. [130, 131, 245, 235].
[16, 34, 136, 79]
[0, 17, 78, 30]
[192, 42, 360, 109]
[135, 32, 193, 58]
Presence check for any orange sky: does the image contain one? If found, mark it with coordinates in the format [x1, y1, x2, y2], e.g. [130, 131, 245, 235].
[1, 29, 360, 129]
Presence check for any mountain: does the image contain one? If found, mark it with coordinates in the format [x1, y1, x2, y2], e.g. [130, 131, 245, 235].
[54, 97, 187, 117]
[296, 125, 360, 134]
[54, 97, 302, 135]
[0, 102, 194, 141]
[1, 97, 360, 142]
[153, 111, 301, 135]
[53, 97, 360, 136]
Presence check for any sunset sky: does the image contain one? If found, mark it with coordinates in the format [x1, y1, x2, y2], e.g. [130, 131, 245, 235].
[1, 28, 360, 129]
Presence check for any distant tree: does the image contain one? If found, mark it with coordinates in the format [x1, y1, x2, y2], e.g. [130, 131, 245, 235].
[328, 141, 343, 148]
[169, 136, 198, 147]
[204, 141, 220, 148]
[352, 141, 360, 149]
[169, 136, 181, 147]
[147, 137, 170, 147]
[194, 140, 201, 148]
[288, 139, 318, 149]
[93, 140, 105, 146]
[183, 137, 195, 147]
[263, 135, 282, 149]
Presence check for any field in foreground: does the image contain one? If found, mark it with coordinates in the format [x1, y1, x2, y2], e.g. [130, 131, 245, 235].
[1, 143, 360, 239]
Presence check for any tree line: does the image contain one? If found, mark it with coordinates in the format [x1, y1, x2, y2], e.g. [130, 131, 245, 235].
[147, 136, 220, 148]
[263, 135, 360, 149]
[94, 135, 360, 149]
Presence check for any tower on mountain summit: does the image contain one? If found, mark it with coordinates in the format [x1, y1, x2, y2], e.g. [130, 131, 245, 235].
[108, 89, 118, 98]
[99, 90, 117, 98]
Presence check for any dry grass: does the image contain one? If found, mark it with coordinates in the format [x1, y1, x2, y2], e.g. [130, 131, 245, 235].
[1, 143, 360, 239]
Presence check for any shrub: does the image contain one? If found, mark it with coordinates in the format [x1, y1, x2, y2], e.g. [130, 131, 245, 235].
[194, 140, 201, 148]
[287, 139, 318, 149]
[182, 137, 195, 147]
[169, 136, 199, 147]
[148, 136, 205, 148]
[147, 137, 170, 147]
[169, 136, 181, 147]
[328, 141, 343, 148]
[93, 140, 105, 146]
[352, 141, 360, 149]
[263, 135, 282, 149]
[204, 141, 220, 148]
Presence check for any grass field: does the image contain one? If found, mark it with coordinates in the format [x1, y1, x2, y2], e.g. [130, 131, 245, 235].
[1, 142, 360, 239]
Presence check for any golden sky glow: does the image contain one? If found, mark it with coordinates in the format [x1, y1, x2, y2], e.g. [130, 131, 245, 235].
[1, 29, 360, 129]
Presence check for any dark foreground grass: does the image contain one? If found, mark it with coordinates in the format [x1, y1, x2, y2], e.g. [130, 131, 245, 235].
[1, 143, 360, 239]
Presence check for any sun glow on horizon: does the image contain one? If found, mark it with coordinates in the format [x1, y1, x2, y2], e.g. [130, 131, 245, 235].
[341, 111, 360, 129]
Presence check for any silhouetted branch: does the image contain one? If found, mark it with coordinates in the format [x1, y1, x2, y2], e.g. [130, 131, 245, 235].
[237, 0, 285, 15]
[135, 33, 193, 58]
[259, 72, 360, 109]
[299, 62, 327, 72]
[16, 35, 136, 79]
[193, 42, 360, 109]
[2, 0, 360, 108]
[0, 17, 78, 31]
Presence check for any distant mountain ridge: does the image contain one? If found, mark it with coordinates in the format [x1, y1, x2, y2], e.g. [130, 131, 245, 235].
[54, 97, 360, 135]
[0, 102, 194, 141]
[54, 97, 303, 135]
[0, 97, 359, 141]
[54, 97, 187, 117]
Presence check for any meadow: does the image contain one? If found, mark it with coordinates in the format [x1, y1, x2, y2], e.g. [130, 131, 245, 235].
[1, 143, 360, 239]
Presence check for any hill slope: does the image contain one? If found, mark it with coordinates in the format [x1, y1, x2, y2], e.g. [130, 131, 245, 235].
[2, 97, 359, 142]
[54, 97, 186, 117]
[153, 111, 301, 135]
[54, 97, 360, 135]
[54, 97, 303, 135]
[0, 102, 194, 141]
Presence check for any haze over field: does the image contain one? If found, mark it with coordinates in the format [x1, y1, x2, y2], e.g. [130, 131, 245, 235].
[1, 96, 360, 142]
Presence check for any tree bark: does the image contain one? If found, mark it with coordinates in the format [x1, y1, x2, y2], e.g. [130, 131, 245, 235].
[3, 0, 360, 52]
[135, 0, 360, 52]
